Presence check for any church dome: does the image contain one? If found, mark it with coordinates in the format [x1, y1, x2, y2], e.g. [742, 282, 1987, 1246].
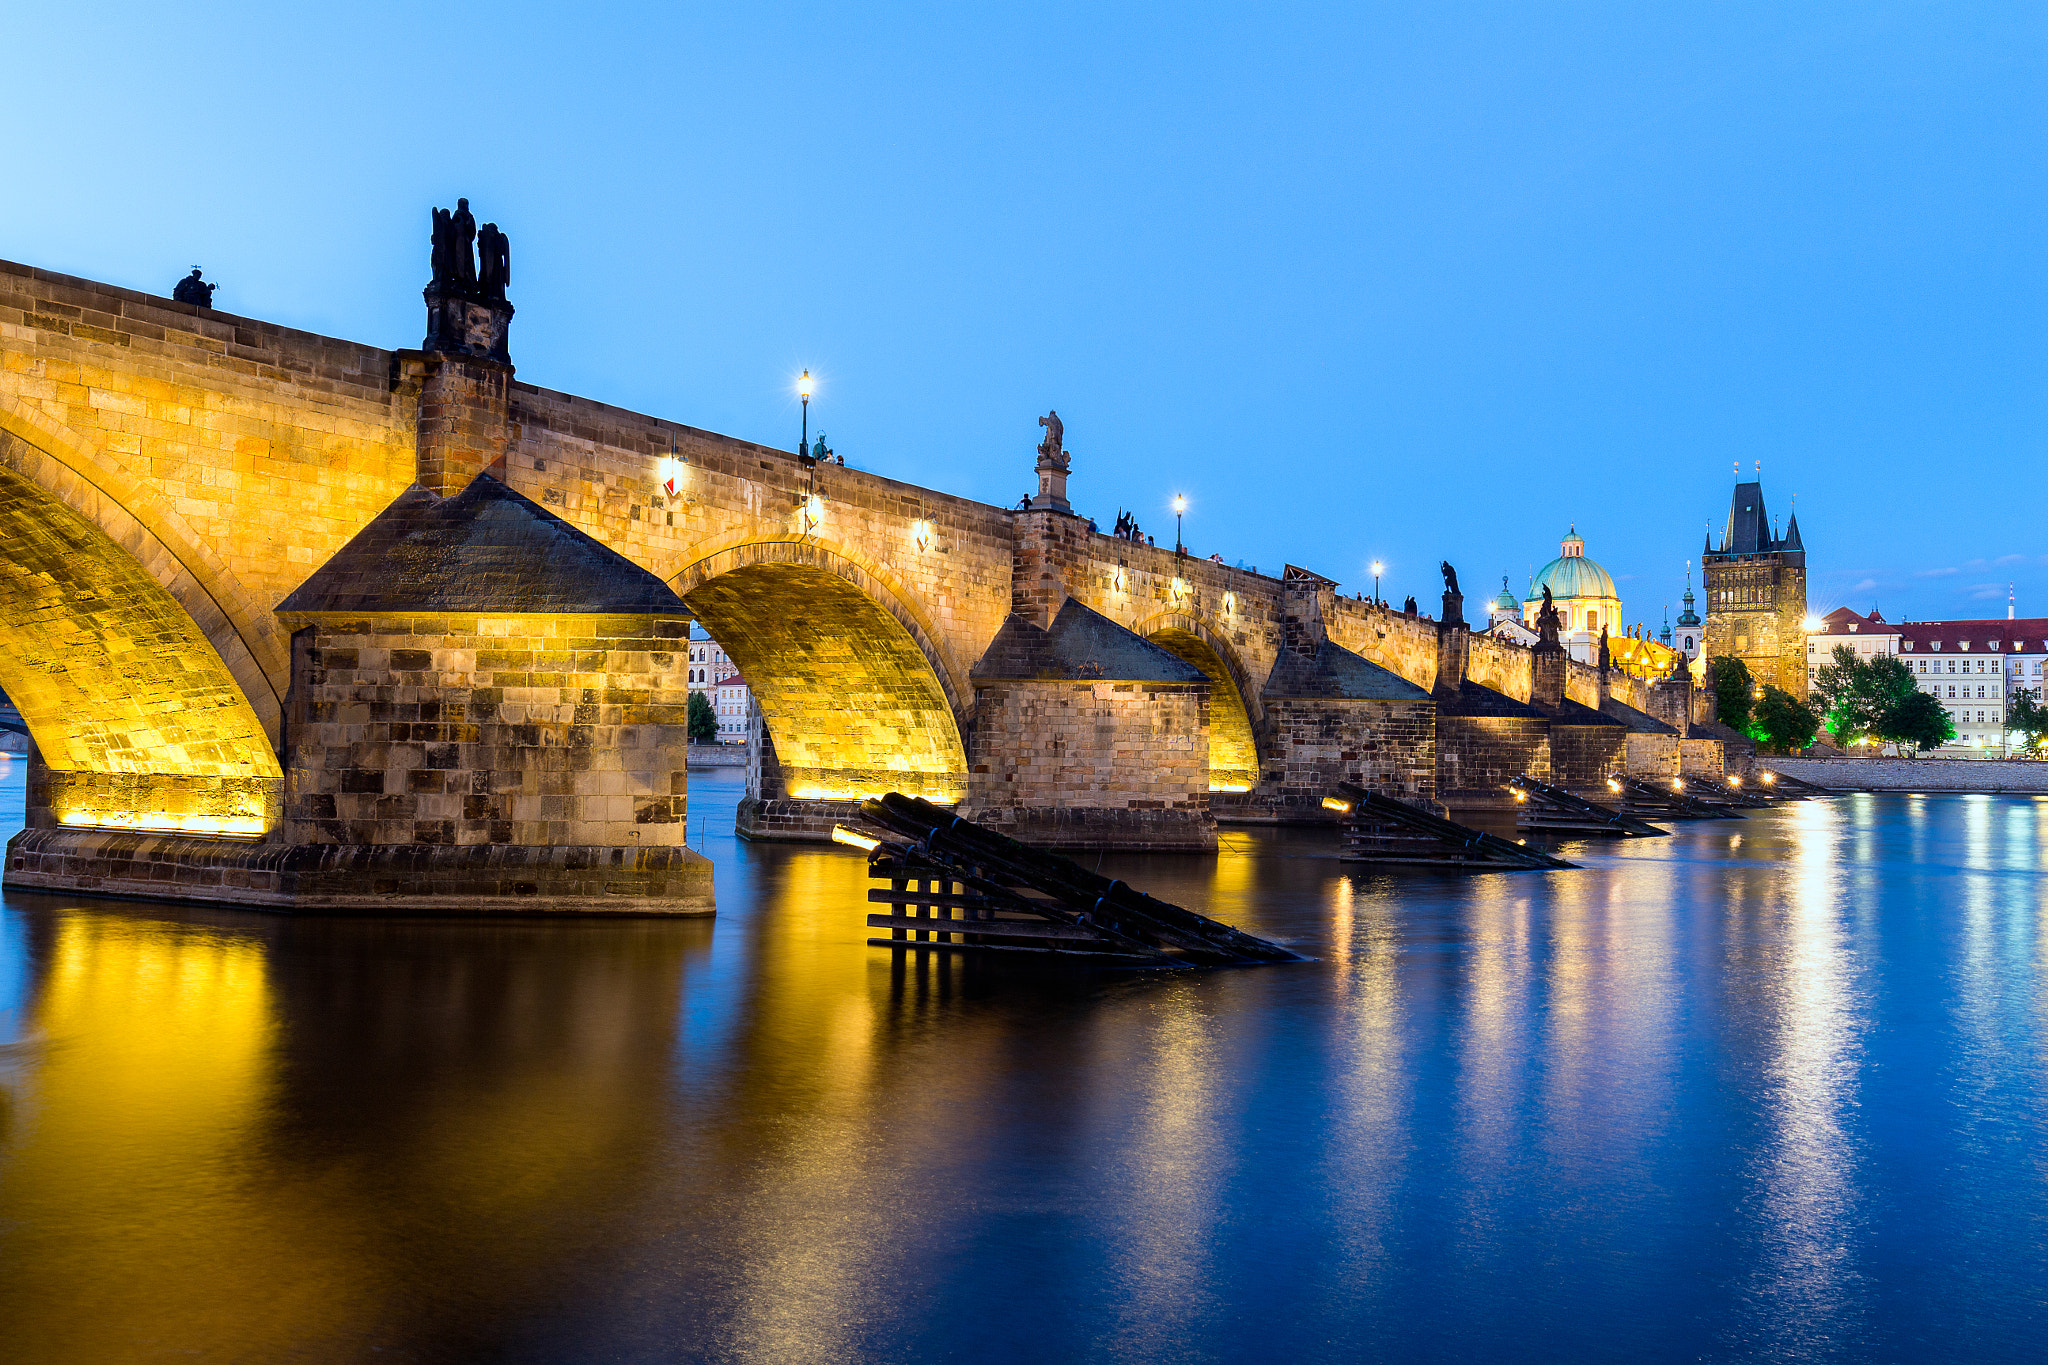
[1492, 576, 1518, 612]
[1526, 525, 1618, 603]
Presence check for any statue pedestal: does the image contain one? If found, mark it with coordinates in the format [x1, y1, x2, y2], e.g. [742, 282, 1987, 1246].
[423, 288, 513, 363]
[1029, 450, 1071, 513]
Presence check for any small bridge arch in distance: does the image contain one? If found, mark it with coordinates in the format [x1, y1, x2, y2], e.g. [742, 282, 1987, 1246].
[669, 538, 970, 804]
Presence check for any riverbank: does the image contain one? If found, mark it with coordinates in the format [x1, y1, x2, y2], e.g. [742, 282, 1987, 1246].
[1769, 756, 2048, 792]
[685, 742, 748, 769]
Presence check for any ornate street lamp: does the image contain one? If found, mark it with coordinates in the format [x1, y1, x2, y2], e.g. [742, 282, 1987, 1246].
[797, 370, 815, 465]
[1172, 494, 1187, 555]
[1371, 560, 1383, 605]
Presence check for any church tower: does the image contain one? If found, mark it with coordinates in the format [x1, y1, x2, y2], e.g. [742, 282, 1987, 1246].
[1701, 474, 1807, 698]
[1674, 564, 1701, 664]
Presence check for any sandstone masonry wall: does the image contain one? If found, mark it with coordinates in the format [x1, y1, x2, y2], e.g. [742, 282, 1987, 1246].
[965, 679, 1213, 849]
[283, 613, 691, 848]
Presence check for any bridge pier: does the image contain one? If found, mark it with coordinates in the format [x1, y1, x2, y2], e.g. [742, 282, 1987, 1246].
[963, 597, 1218, 852]
[1223, 573, 1439, 822]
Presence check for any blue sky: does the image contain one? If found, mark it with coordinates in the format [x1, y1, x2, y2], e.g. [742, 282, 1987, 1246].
[6, 3, 2045, 626]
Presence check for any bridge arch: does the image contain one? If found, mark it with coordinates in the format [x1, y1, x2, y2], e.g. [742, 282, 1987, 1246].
[0, 426, 282, 836]
[669, 538, 969, 803]
[0, 396, 286, 734]
[1130, 609, 1262, 792]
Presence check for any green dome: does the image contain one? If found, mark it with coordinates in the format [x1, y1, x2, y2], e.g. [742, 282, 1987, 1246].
[1525, 526, 1618, 603]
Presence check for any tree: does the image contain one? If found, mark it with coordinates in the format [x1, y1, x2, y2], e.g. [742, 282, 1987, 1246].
[1811, 645, 1918, 748]
[1711, 655, 1754, 732]
[1751, 685, 1820, 754]
[2007, 685, 2046, 757]
[1810, 643, 1865, 741]
[1892, 691, 1956, 755]
[688, 690, 718, 743]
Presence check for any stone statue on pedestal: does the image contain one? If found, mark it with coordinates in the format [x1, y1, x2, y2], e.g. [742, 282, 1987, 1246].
[423, 198, 514, 363]
[1438, 560, 1465, 629]
[1536, 585, 1562, 647]
[1030, 409, 1072, 513]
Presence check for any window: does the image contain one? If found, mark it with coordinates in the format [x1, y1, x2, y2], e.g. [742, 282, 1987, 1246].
[1948, 686, 1957, 698]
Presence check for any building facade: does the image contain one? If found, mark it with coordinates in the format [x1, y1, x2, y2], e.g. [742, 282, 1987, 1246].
[1702, 478, 1807, 697]
[1804, 608, 2048, 756]
[688, 624, 753, 744]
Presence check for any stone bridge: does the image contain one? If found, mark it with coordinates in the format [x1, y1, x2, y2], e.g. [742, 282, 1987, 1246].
[0, 249, 1733, 913]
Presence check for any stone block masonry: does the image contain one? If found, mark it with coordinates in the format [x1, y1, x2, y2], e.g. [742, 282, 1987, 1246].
[282, 614, 692, 849]
[966, 679, 1215, 851]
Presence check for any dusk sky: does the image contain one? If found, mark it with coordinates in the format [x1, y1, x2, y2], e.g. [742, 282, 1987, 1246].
[8, 3, 2045, 625]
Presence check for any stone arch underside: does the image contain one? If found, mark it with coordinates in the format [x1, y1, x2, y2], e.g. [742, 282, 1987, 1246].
[1144, 625, 1261, 792]
[677, 555, 968, 804]
[0, 459, 282, 835]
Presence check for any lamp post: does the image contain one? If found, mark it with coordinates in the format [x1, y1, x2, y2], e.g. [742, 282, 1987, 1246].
[1172, 494, 1187, 556]
[797, 370, 814, 464]
[1371, 560, 1383, 605]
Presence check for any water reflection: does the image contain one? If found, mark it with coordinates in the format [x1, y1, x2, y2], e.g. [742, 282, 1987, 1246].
[1735, 798, 1869, 1358]
[2, 775, 2047, 1362]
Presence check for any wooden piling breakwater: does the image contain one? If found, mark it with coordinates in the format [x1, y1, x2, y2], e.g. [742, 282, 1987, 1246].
[1323, 782, 1575, 871]
[841, 793, 1303, 970]
[1506, 774, 1668, 838]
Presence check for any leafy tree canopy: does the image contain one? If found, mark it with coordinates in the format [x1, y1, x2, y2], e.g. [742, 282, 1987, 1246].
[1891, 690, 1955, 755]
[2008, 685, 2047, 754]
[1711, 655, 1754, 732]
[1751, 685, 1820, 754]
[688, 690, 718, 743]
[1812, 644, 1919, 748]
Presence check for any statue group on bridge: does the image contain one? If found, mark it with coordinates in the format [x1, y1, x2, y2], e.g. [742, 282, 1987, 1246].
[171, 268, 218, 308]
[429, 198, 510, 302]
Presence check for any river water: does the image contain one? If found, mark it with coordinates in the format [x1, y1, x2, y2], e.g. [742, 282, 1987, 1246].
[1, 763, 2045, 1363]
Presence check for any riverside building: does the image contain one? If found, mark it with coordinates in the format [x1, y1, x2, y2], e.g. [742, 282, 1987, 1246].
[689, 624, 754, 745]
[1805, 607, 2048, 757]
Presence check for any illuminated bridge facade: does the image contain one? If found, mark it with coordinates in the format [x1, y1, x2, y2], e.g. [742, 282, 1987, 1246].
[0, 253, 1732, 913]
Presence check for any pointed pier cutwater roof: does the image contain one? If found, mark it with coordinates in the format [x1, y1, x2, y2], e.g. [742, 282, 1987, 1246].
[1263, 638, 1431, 701]
[972, 599, 1205, 683]
[278, 475, 687, 615]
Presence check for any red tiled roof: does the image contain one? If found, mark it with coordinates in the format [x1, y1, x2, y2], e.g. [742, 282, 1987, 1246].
[1812, 607, 1890, 636]
[1896, 618, 2048, 651]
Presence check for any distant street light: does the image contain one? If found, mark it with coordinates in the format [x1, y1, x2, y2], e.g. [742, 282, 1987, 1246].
[797, 370, 815, 464]
[1173, 494, 1187, 555]
[1371, 560, 1383, 605]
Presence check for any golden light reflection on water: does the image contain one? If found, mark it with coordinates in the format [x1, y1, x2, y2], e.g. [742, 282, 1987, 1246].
[0, 912, 368, 1359]
[0, 905, 712, 1362]
[1451, 873, 1534, 1253]
[1743, 797, 1867, 1352]
[1321, 870, 1410, 1292]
